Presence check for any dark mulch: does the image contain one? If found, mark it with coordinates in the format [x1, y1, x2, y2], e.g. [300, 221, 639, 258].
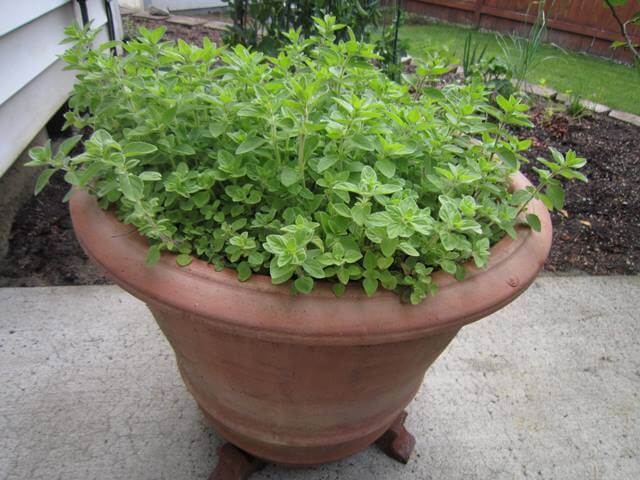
[124, 16, 224, 44]
[0, 15, 638, 286]
[0, 172, 110, 287]
[519, 103, 640, 275]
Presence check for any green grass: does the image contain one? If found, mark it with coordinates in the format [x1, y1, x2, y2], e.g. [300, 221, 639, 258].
[399, 23, 640, 115]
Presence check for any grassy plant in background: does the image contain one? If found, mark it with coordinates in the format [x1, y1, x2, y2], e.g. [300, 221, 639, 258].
[26, 17, 586, 304]
[462, 32, 514, 97]
[565, 91, 588, 119]
[374, 0, 408, 80]
[462, 31, 488, 78]
[399, 22, 640, 115]
[497, 0, 552, 90]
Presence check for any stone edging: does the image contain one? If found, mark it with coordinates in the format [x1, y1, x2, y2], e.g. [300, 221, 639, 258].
[125, 9, 230, 32]
[519, 81, 640, 127]
[453, 62, 639, 127]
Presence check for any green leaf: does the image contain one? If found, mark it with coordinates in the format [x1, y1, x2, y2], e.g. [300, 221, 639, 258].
[331, 203, 351, 218]
[496, 147, 518, 169]
[34, 168, 56, 195]
[377, 256, 393, 270]
[209, 123, 226, 138]
[302, 258, 326, 278]
[381, 237, 398, 257]
[176, 254, 193, 266]
[421, 87, 445, 100]
[294, 276, 314, 294]
[139, 171, 162, 181]
[26, 141, 52, 166]
[236, 136, 266, 154]
[398, 242, 419, 256]
[440, 260, 457, 274]
[270, 260, 295, 284]
[118, 174, 143, 201]
[349, 134, 374, 152]
[545, 184, 565, 211]
[237, 262, 252, 281]
[193, 191, 210, 208]
[362, 275, 378, 296]
[363, 251, 377, 270]
[280, 167, 299, 187]
[351, 204, 367, 226]
[375, 158, 396, 178]
[123, 142, 157, 158]
[332, 283, 346, 297]
[59, 134, 83, 156]
[148, 26, 166, 44]
[145, 244, 162, 267]
[316, 154, 339, 173]
[526, 213, 541, 232]
[174, 144, 196, 156]
[64, 170, 80, 186]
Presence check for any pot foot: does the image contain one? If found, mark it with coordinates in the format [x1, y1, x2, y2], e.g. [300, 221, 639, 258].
[375, 410, 415, 464]
[208, 443, 266, 480]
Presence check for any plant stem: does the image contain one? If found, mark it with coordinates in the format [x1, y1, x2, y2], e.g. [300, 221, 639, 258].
[604, 0, 640, 62]
[270, 110, 281, 167]
[298, 103, 309, 186]
[514, 168, 562, 218]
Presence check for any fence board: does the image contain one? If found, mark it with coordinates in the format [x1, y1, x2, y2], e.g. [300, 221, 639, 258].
[404, 0, 640, 62]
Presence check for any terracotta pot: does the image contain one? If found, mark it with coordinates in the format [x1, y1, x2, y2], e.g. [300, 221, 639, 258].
[69, 172, 551, 466]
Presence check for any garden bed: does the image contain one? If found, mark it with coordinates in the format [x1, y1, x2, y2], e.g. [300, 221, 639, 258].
[1, 15, 637, 287]
[123, 14, 224, 44]
[519, 103, 639, 275]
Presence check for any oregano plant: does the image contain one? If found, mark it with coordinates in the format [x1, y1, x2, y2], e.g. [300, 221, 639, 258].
[26, 16, 586, 304]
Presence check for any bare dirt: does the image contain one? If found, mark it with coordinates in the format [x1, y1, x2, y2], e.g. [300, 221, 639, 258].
[519, 103, 640, 275]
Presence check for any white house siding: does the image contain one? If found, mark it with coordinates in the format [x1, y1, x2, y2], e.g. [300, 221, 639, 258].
[0, 1, 118, 178]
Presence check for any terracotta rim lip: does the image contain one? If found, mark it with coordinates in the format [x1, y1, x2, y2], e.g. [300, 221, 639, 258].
[70, 171, 552, 345]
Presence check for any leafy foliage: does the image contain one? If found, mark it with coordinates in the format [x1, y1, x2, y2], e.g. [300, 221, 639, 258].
[27, 17, 586, 303]
[603, 0, 640, 65]
[497, 0, 551, 90]
[462, 32, 514, 98]
[224, 0, 405, 79]
[223, 0, 382, 53]
[374, 0, 408, 81]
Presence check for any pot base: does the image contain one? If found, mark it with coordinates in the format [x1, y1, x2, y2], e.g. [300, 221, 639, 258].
[208, 411, 415, 479]
[375, 410, 415, 464]
[209, 443, 266, 480]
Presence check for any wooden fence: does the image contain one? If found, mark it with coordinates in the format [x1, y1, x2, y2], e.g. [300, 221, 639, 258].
[403, 0, 640, 63]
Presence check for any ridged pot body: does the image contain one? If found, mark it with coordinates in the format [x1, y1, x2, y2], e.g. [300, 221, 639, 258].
[69, 172, 551, 465]
[152, 303, 457, 464]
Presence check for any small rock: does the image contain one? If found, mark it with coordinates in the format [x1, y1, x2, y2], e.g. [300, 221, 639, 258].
[203, 20, 230, 31]
[148, 6, 170, 17]
[580, 100, 610, 114]
[167, 15, 207, 27]
[119, 7, 137, 16]
[520, 81, 556, 99]
[132, 11, 167, 20]
[609, 109, 640, 127]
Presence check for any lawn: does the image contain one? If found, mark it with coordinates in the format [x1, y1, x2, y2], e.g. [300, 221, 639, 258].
[399, 22, 640, 115]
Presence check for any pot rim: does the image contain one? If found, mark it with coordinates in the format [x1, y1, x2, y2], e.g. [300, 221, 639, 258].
[69, 172, 552, 345]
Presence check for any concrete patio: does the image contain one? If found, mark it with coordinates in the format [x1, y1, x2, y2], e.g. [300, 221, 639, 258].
[1, 275, 639, 480]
